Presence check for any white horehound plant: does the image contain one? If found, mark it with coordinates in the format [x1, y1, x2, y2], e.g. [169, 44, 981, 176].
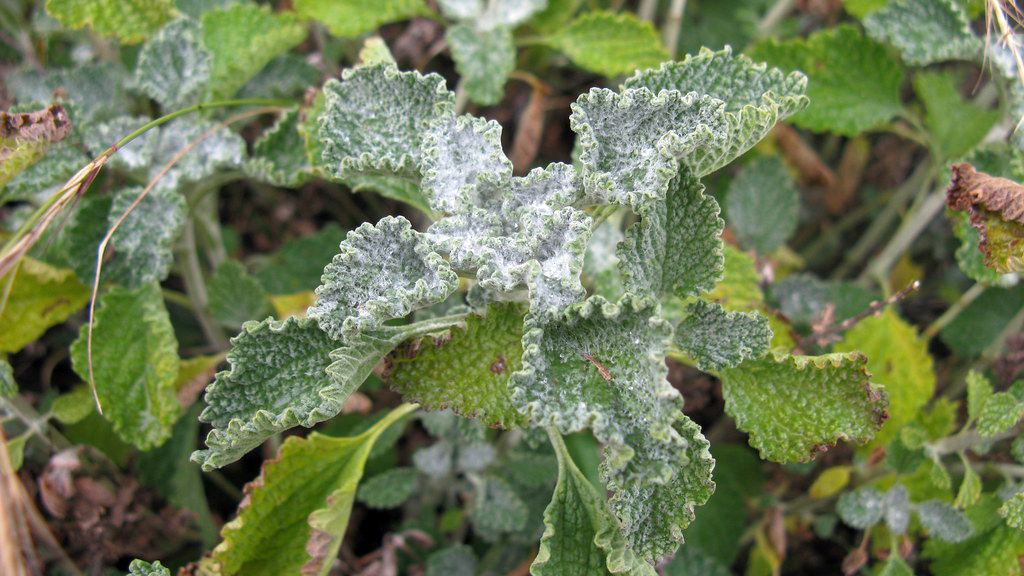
[190, 47, 889, 573]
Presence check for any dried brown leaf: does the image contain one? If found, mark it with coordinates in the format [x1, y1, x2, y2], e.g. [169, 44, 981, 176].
[947, 162, 1024, 272]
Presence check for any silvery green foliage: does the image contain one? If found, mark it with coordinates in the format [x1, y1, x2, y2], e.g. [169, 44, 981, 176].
[838, 485, 972, 543]
[104, 187, 186, 288]
[8, 63, 131, 124]
[885, 484, 911, 534]
[863, 0, 981, 66]
[134, 18, 212, 109]
[84, 117, 160, 175]
[915, 501, 972, 543]
[148, 119, 245, 192]
[426, 545, 478, 576]
[244, 108, 315, 187]
[838, 487, 886, 529]
[308, 216, 459, 343]
[675, 300, 772, 372]
[726, 155, 800, 254]
[127, 560, 172, 576]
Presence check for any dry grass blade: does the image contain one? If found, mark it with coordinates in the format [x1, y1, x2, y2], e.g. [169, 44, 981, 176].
[986, 0, 1024, 128]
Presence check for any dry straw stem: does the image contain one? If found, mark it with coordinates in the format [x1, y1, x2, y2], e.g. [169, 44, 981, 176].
[986, 0, 1024, 126]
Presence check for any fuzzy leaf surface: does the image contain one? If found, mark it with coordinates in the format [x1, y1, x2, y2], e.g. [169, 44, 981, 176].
[725, 155, 799, 253]
[532, 430, 655, 576]
[388, 304, 527, 428]
[863, 0, 981, 65]
[837, 487, 885, 528]
[925, 495, 1024, 576]
[720, 352, 888, 462]
[0, 258, 88, 354]
[622, 47, 809, 176]
[212, 404, 416, 576]
[293, 0, 429, 38]
[0, 359, 13, 398]
[471, 475, 529, 537]
[319, 63, 453, 184]
[675, 300, 772, 372]
[200, 4, 306, 100]
[244, 108, 315, 187]
[45, 0, 174, 43]
[617, 171, 724, 299]
[1, 141, 90, 204]
[355, 467, 418, 509]
[134, 18, 212, 109]
[207, 261, 271, 329]
[976, 392, 1024, 437]
[419, 114, 512, 213]
[69, 283, 180, 450]
[834, 309, 935, 447]
[917, 500, 973, 542]
[551, 11, 667, 77]
[8, 64, 131, 124]
[998, 492, 1024, 529]
[126, 560, 172, 576]
[447, 24, 514, 106]
[309, 216, 459, 342]
[145, 119, 245, 192]
[103, 187, 186, 288]
[748, 26, 905, 135]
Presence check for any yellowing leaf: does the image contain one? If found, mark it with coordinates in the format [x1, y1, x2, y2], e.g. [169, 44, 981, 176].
[809, 466, 851, 499]
[0, 258, 89, 354]
[551, 11, 667, 77]
[45, 0, 174, 43]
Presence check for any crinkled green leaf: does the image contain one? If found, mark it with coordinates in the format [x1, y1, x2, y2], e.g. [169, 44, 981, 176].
[976, 392, 1024, 437]
[200, 4, 306, 100]
[126, 559, 172, 576]
[252, 224, 346, 296]
[675, 300, 772, 372]
[999, 492, 1024, 529]
[533, 429, 655, 576]
[447, 24, 514, 106]
[0, 105, 72, 190]
[8, 63, 131, 124]
[602, 415, 715, 561]
[617, 171, 723, 299]
[238, 53, 321, 101]
[748, 26, 905, 135]
[319, 63, 454, 184]
[388, 304, 527, 428]
[309, 216, 459, 342]
[82, 116, 159, 177]
[59, 195, 111, 285]
[622, 47, 809, 177]
[244, 108, 315, 187]
[102, 187, 186, 288]
[472, 475, 529, 536]
[207, 260, 271, 329]
[720, 351, 888, 462]
[837, 487, 885, 528]
[355, 466, 418, 509]
[725, 155, 799, 253]
[551, 11, 667, 78]
[833, 309, 935, 447]
[0, 359, 14, 398]
[917, 500, 973, 542]
[45, 0, 174, 43]
[0, 258, 88, 354]
[925, 495, 1024, 576]
[1, 141, 90, 205]
[69, 282, 180, 450]
[212, 403, 416, 576]
[863, 0, 981, 65]
[952, 211, 1004, 283]
[293, 0, 429, 38]
[420, 114, 512, 214]
[134, 18, 212, 109]
[426, 545, 477, 576]
[915, 71, 999, 160]
[145, 119, 245, 192]
[707, 244, 765, 310]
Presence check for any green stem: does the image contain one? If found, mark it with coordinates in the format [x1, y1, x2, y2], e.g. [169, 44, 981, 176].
[178, 220, 228, 349]
[922, 283, 987, 340]
[927, 425, 1021, 456]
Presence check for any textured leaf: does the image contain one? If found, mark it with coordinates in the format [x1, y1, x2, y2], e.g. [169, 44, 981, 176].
[915, 72, 999, 161]
[45, 0, 174, 43]
[355, 466, 418, 509]
[946, 163, 1024, 274]
[917, 500, 973, 542]
[426, 545, 477, 576]
[999, 492, 1024, 529]
[720, 352, 888, 462]
[126, 559, 172, 576]
[1, 140, 90, 205]
[674, 0, 774, 57]
[472, 475, 529, 536]
[725, 156, 799, 253]
[833, 309, 935, 447]
[617, 171, 724, 299]
[674, 300, 772, 372]
[925, 495, 1024, 576]
[419, 114, 512, 214]
[551, 11, 668, 78]
[0, 258, 88, 354]
[200, 4, 306, 100]
[863, 0, 981, 65]
[293, 0, 429, 38]
[134, 18, 212, 109]
[388, 304, 527, 428]
[708, 245, 765, 310]
[309, 216, 459, 342]
[0, 105, 72, 189]
[447, 24, 514, 106]
[144, 118, 245, 193]
[622, 47, 809, 177]
[244, 108, 315, 187]
[748, 26, 905, 135]
[69, 283, 180, 450]
[885, 484, 911, 534]
[956, 463, 982, 509]
[82, 116, 159, 177]
[952, 211, 1004, 283]
[253, 225, 346, 296]
[976, 392, 1024, 437]
[103, 187, 186, 288]
[837, 487, 885, 529]
[533, 429, 655, 576]
[319, 63, 454, 184]
[8, 63, 131, 124]
[0, 359, 14, 398]
[212, 404, 416, 576]
[207, 260, 271, 329]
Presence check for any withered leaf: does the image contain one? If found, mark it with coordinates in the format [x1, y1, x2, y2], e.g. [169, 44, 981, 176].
[947, 162, 1024, 273]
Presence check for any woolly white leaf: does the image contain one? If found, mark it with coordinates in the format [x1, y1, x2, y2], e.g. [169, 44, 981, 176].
[863, 0, 982, 66]
[420, 114, 511, 214]
[447, 24, 514, 105]
[103, 187, 186, 288]
[244, 108, 315, 187]
[675, 299, 772, 372]
[134, 18, 212, 109]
